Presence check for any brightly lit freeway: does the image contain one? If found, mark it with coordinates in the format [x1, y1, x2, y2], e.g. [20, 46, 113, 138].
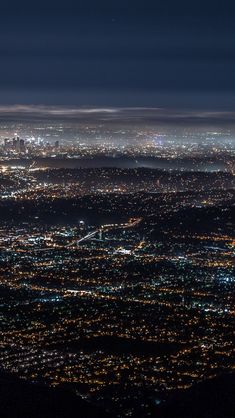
[76, 217, 142, 245]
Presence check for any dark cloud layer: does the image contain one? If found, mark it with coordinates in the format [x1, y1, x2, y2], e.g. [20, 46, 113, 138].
[0, 0, 235, 107]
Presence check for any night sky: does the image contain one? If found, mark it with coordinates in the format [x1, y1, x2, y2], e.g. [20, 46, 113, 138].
[1, 0, 235, 108]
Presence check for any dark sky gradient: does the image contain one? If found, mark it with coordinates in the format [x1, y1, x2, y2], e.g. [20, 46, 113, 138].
[1, 0, 235, 108]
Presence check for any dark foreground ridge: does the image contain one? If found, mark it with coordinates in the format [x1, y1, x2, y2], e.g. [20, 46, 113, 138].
[0, 372, 234, 418]
[0, 372, 110, 418]
[155, 373, 235, 418]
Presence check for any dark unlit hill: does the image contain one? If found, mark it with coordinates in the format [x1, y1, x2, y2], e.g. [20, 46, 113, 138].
[0, 372, 234, 417]
[0, 372, 110, 418]
[0, 156, 228, 170]
[46, 335, 182, 355]
[155, 373, 235, 418]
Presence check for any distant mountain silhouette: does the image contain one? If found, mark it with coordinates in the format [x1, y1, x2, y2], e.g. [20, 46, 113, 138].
[155, 373, 235, 418]
[0, 372, 110, 418]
